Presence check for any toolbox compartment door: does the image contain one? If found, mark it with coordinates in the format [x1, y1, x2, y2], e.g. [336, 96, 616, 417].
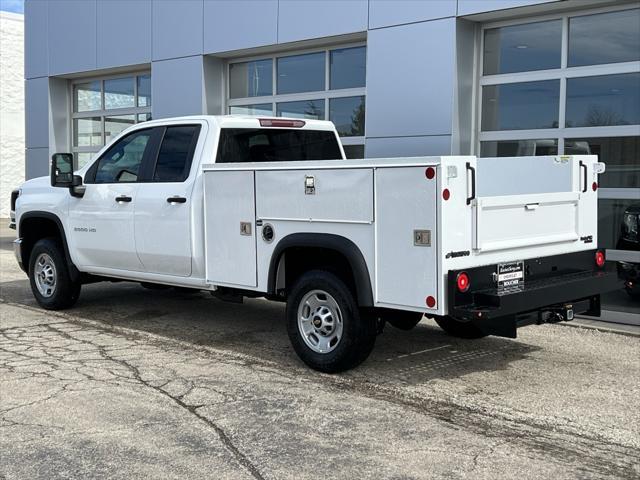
[474, 191, 580, 252]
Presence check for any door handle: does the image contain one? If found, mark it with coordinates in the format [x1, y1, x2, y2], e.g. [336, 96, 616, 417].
[166, 196, 187, 204]
[115, 195, 132, 203]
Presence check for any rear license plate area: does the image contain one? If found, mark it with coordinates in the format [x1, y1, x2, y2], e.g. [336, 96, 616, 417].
[497, 261, 524, 291]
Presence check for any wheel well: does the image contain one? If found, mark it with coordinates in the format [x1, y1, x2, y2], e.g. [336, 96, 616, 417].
[269, 233, 374, 307]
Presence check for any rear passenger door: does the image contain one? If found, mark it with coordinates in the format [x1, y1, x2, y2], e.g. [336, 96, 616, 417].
[134, 123, 203, 277]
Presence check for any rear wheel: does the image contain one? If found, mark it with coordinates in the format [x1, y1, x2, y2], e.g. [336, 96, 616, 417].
[29, 238, 81, 310]
[434, 315, 487, 339]
[286, 270, 376, 373]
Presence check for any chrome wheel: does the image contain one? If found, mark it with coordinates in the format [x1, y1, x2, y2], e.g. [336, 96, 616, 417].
[34, 253, 57, 298]
[297, 289, 344, 354]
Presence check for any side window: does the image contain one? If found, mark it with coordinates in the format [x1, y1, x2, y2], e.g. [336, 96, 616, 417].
[91, 129, 152, 183]
[153, 125, 201, 182]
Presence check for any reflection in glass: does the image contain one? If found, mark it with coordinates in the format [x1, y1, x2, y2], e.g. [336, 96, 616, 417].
[565, 137, 640, 189]
[276, 99, 325, 120]
[330, 47, 366, 89]
[569, 9, 640, 67]
[73, 117, 102, 147]
[105, 115, 136, 143]
[137, 74, 151, 107]
[229, 59, 273, 98]
[137, 113, 152, 123]
[74, 81, 101, 112]
[230, 104, 273, 116]
[481, 80, 559, 131]
[104, 77, 135, 109]
[277, 52, 325, 94]
[483, 20, 561, 75]
[565, 73, 640, 128]
[343, 144, 364, 159]
[598, 198, 639, 250]
[480, 139, 558, 157]
[330, 96, 365, 137]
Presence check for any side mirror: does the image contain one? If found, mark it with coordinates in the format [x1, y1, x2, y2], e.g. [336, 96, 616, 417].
[51, 153, 74, 187]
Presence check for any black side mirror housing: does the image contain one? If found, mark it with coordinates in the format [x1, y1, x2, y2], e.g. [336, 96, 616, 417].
[51, 153, 74, 187]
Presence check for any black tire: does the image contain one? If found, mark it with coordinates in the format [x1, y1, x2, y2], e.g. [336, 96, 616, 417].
[286, 270, 376, 373]
[434, 316, 487, 339]
[386, 310, 424, 331]
[28, 238, 81, 310]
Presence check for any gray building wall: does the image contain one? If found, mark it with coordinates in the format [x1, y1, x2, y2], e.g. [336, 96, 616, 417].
[24, 0, 586, 177]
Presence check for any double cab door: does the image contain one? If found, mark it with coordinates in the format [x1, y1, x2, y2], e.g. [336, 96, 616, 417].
[68, 122, 203, 277]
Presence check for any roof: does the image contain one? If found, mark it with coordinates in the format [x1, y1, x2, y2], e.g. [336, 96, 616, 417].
[138, 115, 337, 131]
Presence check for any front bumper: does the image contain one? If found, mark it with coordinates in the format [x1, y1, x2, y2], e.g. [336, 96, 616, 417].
[447, 250, 622, 336]
[13, 238, 24, 271]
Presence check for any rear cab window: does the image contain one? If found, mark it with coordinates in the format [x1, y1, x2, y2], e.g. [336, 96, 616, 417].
[216, 128, 343, 163]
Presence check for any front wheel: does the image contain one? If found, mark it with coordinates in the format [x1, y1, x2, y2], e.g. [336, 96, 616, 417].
[434, 315, 487, 339]
[286, 270, 376, 373]
[29, 238, 81, 310]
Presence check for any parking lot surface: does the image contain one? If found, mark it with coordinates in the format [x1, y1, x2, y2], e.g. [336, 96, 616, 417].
[1, 225, 639, 480]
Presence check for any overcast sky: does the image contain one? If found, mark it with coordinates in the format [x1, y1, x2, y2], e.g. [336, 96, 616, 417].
[0, 0, 24, 14]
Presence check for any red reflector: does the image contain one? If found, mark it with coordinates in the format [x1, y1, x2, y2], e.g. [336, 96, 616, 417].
[259, 118, 306, 128]
[425, 167, 435, 179]
[426, 296, 436, 308]
[595, 250, 605, 268]
[442, 189, 450, 201]
[592, 182, 598, 191]
[456, 272, 470, 292]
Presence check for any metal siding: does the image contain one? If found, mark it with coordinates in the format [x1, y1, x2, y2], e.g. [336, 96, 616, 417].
[366, 18, 456, 139]
[277, 0, 367, 44]
[24, 0, 47, 79]
[369, 0, 456, 29]
[457, 0, 561, 16]
[97, 0, 151, 69]
[25, 77, 48, 149]
[47, 0, 96, 76]
[25, 147, 49, 180]
[151, 56, 205, 118]
[204, 0, 277, 54]
[365, 136, 452, 158]
[153, 0, 203, 60]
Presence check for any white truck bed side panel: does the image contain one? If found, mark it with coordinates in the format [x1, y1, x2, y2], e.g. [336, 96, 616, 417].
[204, 170, 257, 287]
[375, 167, 438, 311]
[255, 169, 373, 223]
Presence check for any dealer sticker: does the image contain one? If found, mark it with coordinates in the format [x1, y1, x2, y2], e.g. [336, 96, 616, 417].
[497, 261, 524, 290]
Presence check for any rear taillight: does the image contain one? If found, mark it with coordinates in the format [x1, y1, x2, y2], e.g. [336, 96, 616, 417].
[595, 250, 605, 268]
[259, 118, 305, 128]
[456, 272, 470, 292]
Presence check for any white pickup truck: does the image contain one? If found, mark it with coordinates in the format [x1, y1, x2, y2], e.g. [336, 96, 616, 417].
[10, 115, 619, 372]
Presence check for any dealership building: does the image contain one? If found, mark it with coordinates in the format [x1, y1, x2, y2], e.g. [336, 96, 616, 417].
[23, 0, 639, 321]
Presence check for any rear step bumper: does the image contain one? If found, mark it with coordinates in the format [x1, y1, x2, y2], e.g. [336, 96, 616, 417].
[447, 250, 622, 337]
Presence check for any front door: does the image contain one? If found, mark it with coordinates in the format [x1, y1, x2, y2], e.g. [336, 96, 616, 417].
[68, 128, 154, 271]
[134, 124, 202, 277]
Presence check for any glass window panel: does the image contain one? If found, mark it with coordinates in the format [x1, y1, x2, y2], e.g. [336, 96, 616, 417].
[480, 139, 558, 157]
[569, 9, 640, 67]
[598, 198, 640, 250]
[105, 115, 136, 144]
[137, 113, 152, 123]
[154, 126, 200, 182]
[104, 77, 135, 109]
[74, 81, 101, 112]
[94, 129, 153, 183]
[276, 99, 325, 120]
[565, 73, 640, 128]
[330, 96, 365, 137]
[73, 117, 102, 147]
[343, 144, 364, 159]
[230, 104, 273, 116]
[483, 20, 561, 75]
[229, 59, 273, 98]
[330, 46, 366, 90]
[76, 152, 94, 169]
[137, 74, 151, 107]
[277, 52, 325, 94]
[481, 80, 559, 131]
[565, 137, 640, 189]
